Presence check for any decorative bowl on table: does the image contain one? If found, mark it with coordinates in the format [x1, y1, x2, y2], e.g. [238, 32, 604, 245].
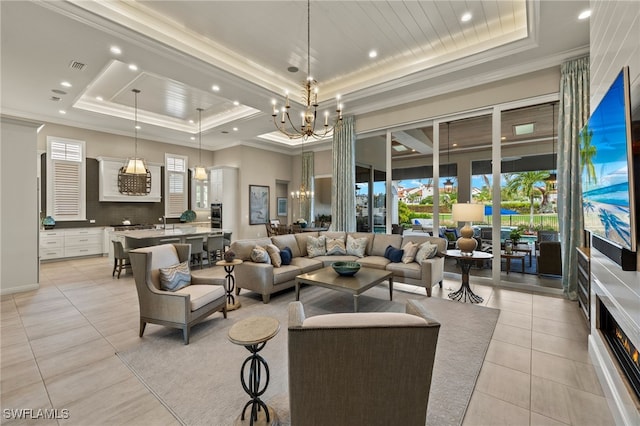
[332, 261, 361, 276]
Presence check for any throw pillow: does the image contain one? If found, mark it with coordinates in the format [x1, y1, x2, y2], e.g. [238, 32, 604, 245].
[250, 245, 271, 264]
[401, 241, 419, 264]
[326, 237, 347, 255]
[346, 235, 367, 258]
[280, 246, 293, 265]
[265, 244, 282, 267]
[384, 245, 404, 263]
[444, 231, 457, 242]
[415, 241, 439, 264]
[307, 235, 327, 258]
[159, 261, 191, 292]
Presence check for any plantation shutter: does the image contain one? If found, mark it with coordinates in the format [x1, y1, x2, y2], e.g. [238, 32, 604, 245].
[165, 154, 187, 217]
[47, 137, 86, 221]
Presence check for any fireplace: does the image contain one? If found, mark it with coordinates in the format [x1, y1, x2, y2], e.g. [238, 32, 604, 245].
[598, 299, 640, 402]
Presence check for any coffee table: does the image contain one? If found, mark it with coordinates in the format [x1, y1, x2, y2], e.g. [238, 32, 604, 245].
[295, 266, 393, 312]
[501, 251, 526, 274]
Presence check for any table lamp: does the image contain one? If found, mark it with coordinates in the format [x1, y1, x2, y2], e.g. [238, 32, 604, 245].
[452, 203, 484, 255]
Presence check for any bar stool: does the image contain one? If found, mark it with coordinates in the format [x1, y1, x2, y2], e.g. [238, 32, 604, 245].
[186, 236, 205, 269]
[112, 240, 131, 279]
[205, 234, 224, 265]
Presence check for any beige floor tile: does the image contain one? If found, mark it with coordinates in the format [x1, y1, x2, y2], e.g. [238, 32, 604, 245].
[0, 381, 52, 413]
[533, 303, 585, 326]
[492, 322, 532, 348]
[23, 313, 90, 341]
[531, 350, 603, 395]
[565, 386, 617, 425]
[532, 316, 589, 342]
[44, 356, 134, 407]
[19, 307, 86, 329]
[498, 310, 532, 330]
[36, 338, 116, 380]
[531, 375, 572, 424]
[487, 296, 533, 315]
[462, 390, 531, 426]
[530, 412, 570, 426]
[485, 339, 531, 374]
[1, 341, 35, 368]
[15, 297, 72, 317]
[532, 331, 591, 364]
[0, 358, 43, 394]
[475, 361, 531, 409]
[1, 326, 30, 348]
[29, 324, 102, 359]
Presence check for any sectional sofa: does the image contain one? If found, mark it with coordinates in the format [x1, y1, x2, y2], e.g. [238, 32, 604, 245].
[230, 231, 447, 303]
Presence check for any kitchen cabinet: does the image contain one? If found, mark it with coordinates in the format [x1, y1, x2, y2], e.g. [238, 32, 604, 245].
[209, 166, 238, 236]
[40, 228, 104, 260]
[39, 230, 64, 260]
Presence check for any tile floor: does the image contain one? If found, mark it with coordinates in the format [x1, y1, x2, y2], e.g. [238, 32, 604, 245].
[0, 256, 616, 425]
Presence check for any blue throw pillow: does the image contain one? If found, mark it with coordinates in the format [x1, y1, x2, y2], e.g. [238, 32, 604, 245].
[384, 245, 404, 263]
[280, 246, 293, 265]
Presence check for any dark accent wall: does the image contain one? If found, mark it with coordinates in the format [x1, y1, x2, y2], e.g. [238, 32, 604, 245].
[41, 156, 180, 228]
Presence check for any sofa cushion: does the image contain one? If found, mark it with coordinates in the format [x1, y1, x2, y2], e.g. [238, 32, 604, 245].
[271, 234, 302, 258]
[290, 257, 324, 273]
[357, 255, 390, 270]
[294, 232, 319, 257]
[251, 245, 271, 264]
[266, 244, 282, 267]
[346, 235, 368, 258]
[231, 238, 272, 261]
[273, 265, 303, 285]
[280, 247, 293, 265]
[401, 241, 419, 264]
[385, 262, 422, 280]
[307, 235, 327, 258]
[175, 284, 225, 311]
[326, 237, 347, 255]
[159, 261, 191, 291]
[384, 245, 404, 263]
[371, 234, 402, 256]
[302, 312, 428, 328]
[415, 241, 439, 264]
[320, 231, 346, 241]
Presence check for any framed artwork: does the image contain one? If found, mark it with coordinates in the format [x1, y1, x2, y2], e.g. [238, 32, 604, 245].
[249, 185, 270, 225]
[277, 197, 288, 217]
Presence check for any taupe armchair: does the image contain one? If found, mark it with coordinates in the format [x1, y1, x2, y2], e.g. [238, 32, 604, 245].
[538, 241, 562, 276]
[129, 244, 227, 344]
[288, 300, 440, 426]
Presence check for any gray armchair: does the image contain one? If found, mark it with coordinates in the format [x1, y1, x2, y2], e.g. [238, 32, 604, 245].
[129, 243, 227, 344]
[288, 300, 440, 426]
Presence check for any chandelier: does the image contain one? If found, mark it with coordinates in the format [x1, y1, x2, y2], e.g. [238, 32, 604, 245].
[193, 108, 208, 180]
[124, 89, 148, 175]
[271, 0, 343, 140]
[291, 138, 314, 199]
[118, 88, 151, 196]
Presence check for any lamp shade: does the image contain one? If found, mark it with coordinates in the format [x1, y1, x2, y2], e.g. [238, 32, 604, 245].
[193, 166, 208, 181]
[452, 203, 484, 222]
[125, 158, 147, 175]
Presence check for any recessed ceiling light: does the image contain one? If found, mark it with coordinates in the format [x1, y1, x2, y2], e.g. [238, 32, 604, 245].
[233, 101, 240, 106]
[135, 125, 141, 130]
[578, 10, 591, 20]
[190, 136, 196, 141]
[61, 81, 72, 88]
[188, 119, 194, 124]
[58, 110, 66, 115]
[461, 12, 472, 22]
[128, 64, 138, 71]
[452, 143, 458, 147]
[51, 89, 67, 95]
[501, 136, 506, 141]
[96, 96, 103, 101]
[233, 127, 238, 132]
[110, 46, 122, 55]
[369, 50, 377, 59]
[211, 85, 220, 92]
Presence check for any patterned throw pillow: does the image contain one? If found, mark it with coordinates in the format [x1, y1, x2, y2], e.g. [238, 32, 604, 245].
[346, 235, 367, 258]
[326, 237, 347, 255]
[307, 236, 327, 258]
[250, 245, 271, 264]
[415, 241, 439, 264]
[159, 261, 191, 292]
[384, 245, 404, 263]
[280, 247, 293, 265]
[266, 244, 282, 267]
[401, 241, 419, 264]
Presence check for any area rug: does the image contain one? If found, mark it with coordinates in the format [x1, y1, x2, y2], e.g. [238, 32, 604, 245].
[117, 286, 499, 426]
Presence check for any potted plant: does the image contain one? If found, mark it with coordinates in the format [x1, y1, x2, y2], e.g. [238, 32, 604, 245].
[509, 229, 522, 245]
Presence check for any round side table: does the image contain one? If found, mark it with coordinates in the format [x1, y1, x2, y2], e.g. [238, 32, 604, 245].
[216, 259, 243, 310]
[228, 316, 280, 426]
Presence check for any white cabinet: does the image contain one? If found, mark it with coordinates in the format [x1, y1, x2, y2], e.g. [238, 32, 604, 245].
[40, 228, 104, 260]
[209, 166, 238, 236]
[40, 230, 64, 260]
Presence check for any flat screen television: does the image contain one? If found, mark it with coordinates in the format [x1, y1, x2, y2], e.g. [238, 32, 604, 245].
[580, 66, 637, 255]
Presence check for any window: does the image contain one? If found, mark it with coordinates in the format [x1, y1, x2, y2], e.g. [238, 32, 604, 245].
[165, 153, 187, 217]
[46, 136, 86, 221]
[192, 171, 209, 210]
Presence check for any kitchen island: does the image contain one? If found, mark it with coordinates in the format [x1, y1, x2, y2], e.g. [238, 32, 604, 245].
[112, 226, 222, 249]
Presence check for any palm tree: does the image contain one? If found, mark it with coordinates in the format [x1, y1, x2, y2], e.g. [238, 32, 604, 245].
[505, 171, 550, 228]
[580, 124, 597, 184]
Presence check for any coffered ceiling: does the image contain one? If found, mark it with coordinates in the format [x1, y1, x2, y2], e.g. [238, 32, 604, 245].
[0, 1, 589, 154]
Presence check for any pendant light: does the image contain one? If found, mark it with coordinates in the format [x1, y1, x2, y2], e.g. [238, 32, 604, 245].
[124, 89, 148, 175]
[193, 108, 208, 181]
[545, 103, 557, 189]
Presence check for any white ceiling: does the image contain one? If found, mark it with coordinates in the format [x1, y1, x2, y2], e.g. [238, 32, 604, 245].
[0, 0, 589, 155]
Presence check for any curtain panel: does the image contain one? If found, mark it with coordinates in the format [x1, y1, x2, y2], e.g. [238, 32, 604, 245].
[331, 116, 356, 232]
[300, 151, 314, 223]
[557, 56, 590, 300]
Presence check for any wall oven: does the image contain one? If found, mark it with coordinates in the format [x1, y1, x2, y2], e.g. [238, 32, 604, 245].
[211, 203, 222, 229]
